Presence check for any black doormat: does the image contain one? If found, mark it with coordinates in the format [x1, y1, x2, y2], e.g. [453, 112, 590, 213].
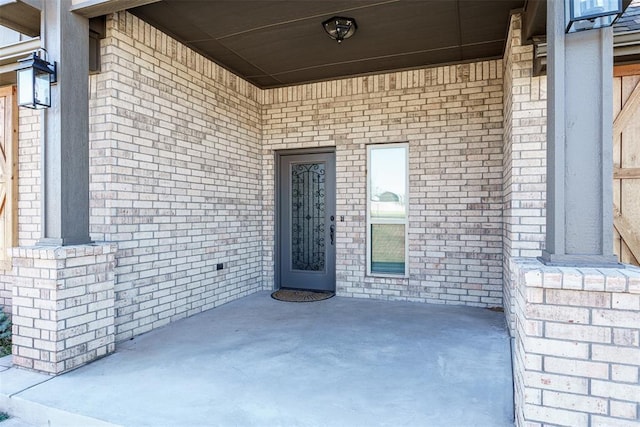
[271, 289, 335, 303]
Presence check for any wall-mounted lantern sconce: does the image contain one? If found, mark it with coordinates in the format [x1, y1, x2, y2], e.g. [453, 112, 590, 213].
[322, 16, 357, 43]
[566, 0, 624, 33]
[17, 51, 57, 109]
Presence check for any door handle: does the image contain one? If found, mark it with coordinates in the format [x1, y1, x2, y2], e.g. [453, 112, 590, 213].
[330, 224, 335, 246]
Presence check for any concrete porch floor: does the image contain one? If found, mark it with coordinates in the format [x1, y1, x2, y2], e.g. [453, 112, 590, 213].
[0, 291, 514, 426]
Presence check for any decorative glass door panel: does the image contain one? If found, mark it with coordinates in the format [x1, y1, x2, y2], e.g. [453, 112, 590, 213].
[279, 153, 336, 291]
[291, 163, 326, 272]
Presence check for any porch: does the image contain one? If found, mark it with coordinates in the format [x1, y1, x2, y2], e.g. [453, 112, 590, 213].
[0, 291, 513, 426]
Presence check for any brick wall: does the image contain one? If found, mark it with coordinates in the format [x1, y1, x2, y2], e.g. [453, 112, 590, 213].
[262, 62, 505, 306]
[10, 243, 117, 374]
[15, 108, 41, 246]
[503, 14, 547, 332]
[0, 108, 41, 313]
[511, 258, 640, 426]
[89, 12, 264, 341]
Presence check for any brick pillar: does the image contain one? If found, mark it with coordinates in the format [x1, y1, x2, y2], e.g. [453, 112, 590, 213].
[10, 243, 117, 374]
[511, 258, 640, 426]
[503, 13, 547, 333]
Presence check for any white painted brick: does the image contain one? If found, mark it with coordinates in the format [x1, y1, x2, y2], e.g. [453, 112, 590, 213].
[609, 400, 638, 420]
[613, 328, 639, 346]
[524, 371, 589, 394]
[525, 304, 590, 324]
[591, 415, 640, 427]
[542, 390, 608, 414]
[543, 357, 609, 379]
[592, 345, 640, 366]
[544, 322, 612, 344]
[524, 353, 543, 371]
[524, 403, 589, 426]
[523, 336, 590, 359]
[524, 387, 542, 404]
[591, 380, 640, 402]
[612, 293, 640, 310]
[612, 364, 639, 383]
[592, 309, 640, 329]
[545, 289, 611, 308]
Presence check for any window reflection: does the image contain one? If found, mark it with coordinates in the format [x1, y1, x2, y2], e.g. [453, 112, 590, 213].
[370, 146, 406, 219]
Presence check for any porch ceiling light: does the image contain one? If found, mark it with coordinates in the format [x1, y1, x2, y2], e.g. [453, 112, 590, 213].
[565, 0, 624, 33]
[322, 16, 357, 43]
[16, 51, 57, 109]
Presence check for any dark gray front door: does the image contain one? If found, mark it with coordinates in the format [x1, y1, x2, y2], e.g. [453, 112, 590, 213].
[279, 152, 336, 291]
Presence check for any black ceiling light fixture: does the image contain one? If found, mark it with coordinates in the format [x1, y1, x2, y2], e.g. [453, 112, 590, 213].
[322, 16, 357, 43]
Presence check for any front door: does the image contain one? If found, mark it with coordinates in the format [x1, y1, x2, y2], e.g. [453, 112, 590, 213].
[279, 152, 336, 291]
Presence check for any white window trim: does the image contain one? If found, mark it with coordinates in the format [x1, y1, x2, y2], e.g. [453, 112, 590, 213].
[366, 142, 409, 278]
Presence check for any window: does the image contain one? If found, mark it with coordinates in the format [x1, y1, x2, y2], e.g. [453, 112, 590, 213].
[367, 143, 408, 276]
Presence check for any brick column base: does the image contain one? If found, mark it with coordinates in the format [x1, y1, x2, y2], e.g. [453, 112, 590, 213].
[510, 258, 640, 426]
[10, 243, 117, 374]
